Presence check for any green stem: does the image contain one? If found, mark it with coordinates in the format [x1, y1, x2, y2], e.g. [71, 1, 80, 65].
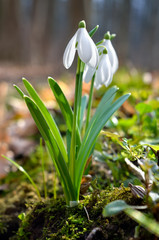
[85, 74, 95, 131]
[40, 138, 47, 199]
[77, 62, 85, 128]
[69, 58, 81, 189]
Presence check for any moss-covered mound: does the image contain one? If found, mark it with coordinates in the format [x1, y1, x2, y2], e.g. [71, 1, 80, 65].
[10, 185, 145, 240]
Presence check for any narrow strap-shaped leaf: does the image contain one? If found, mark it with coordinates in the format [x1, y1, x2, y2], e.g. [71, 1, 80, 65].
[48, 77, 73, 131]
[80, 87, 118, 152]
[66, 130, 71, 162]
[79, 94, 88, 130]
[46, 140, 73, 204]
[48, 77, 81, 151]
[22, 78, 68, 164]
[90, 86, 119, 125]
[24, 96, 76, 202]
[2, 155, 41, 200]
[75, 93, 130, 194]
[13, 84, 25, 98]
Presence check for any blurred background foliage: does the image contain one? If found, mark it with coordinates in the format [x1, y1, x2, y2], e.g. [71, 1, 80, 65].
[0, 0, 158, 83]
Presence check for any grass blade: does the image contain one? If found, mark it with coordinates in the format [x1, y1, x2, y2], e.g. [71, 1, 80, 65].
[2, 155, 41, 200]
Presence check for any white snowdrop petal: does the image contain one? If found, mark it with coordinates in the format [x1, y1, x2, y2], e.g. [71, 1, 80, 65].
[83, 64, 96, 83]
[112, 51, 119, 74]
[77, 28, 92, 64]
[96, 66, 104, 85]
[94, 82, 101, 90]
[87, 38, 99, 68]
[95, 55, 107, 85]
[94, 74, 101, 89]
[102, 54, 112, 87]
[63, 32, 77, 69]
[103, 39, 119, 74]
[94, 67, 102, 89]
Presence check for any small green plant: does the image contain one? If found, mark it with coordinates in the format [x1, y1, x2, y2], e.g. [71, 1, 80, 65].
[4, 20, 130, 207]
[103, 200, 159, 237]
[102, 143, 159, 237]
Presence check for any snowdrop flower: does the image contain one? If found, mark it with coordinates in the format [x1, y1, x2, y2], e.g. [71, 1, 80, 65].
[63, 20, 99, 69]
[83, 48, 112, 89]
[102, 32, 118, 74]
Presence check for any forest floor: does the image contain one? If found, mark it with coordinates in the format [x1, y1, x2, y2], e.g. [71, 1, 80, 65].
[0, 67, 159, 239]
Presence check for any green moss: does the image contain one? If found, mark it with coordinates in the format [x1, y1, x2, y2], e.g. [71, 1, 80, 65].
[0, 182, 39, 239]
[14, 185, 143, 240]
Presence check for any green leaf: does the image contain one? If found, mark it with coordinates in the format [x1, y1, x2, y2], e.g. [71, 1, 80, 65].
[2, 155, 41, 200]
[136, 102, 152, 115]
[79, 94, 88, 130]
[91, 86, 119, 122]
[148, 99, 159, 110]
[89, 25, 99, 37]
[75, 91, 130, 193]
[18, 213, 26, 221]
[13, 84, 25, 98]
[66, 130, 71, 162]
[118, 115, 137, 129]
[48, 77, 81, 153]
[103, 200, 129, 217]
[48, 77, 73, 132]
[144, 144, 159, 152]
[125, 208, 159, 237]
[24, 96, 76, 203]
[22, 78, 68, 163]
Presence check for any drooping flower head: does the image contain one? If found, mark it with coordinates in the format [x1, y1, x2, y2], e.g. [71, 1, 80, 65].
[102, 31, 118, 74]
[83, 47, 112, 89]
[63, 20, 99, 69]
[83, 31, 118, 89]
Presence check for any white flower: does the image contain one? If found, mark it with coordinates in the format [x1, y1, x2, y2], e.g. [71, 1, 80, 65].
[102, 33, 118, 74]
[63, 21, 99, 69]
[83, 49, 113, 89]
[94, 52, 112, 89]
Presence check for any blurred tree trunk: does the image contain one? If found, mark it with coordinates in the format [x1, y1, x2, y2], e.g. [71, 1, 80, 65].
[0, 0, 21, 62]
[30, 0, 54, 64]
[69, 0, 85, 33]
[114, 0, 131, 65]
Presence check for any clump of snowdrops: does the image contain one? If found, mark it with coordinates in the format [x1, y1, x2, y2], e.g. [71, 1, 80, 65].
[5, 20, 130, 207]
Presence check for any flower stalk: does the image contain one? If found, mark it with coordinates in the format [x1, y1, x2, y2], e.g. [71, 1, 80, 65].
[69, 57, 82, 185]
[85, 74, 95, 131]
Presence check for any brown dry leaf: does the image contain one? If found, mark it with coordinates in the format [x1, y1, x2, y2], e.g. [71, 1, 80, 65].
[0, 82, 8, 121]
[7, 97, 30, 119]
[39, 80, 75, 103]
[80, 174, 92, 194]
[121, 100, 135, 115]
[0, 102, 38, 179]
[84, 155, 92, 172]
[7, 118, 38, 138]
[0, 124, 11, 178]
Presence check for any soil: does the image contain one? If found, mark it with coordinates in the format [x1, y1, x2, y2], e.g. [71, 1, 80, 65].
[0, 182, 153, 240]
